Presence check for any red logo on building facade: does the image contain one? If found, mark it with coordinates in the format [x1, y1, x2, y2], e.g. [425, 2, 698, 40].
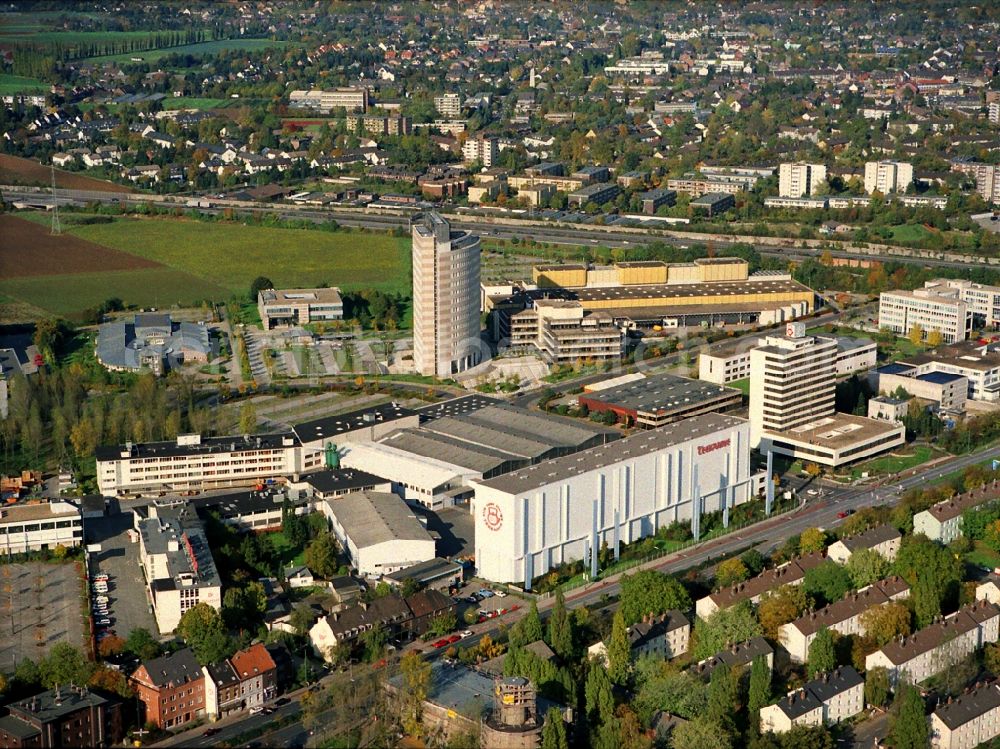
[697, 438, 731, 456]
[483, 502, 503, 531]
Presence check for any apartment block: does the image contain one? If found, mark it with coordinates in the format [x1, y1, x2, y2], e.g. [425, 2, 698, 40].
[690, 637, 774, 679]
[696, 551, 827, 619]
[913, 481, 1000, 543]
[990, 101, 1000, 125]
[759, 667, 864, 734]
[826, 525, 902, 565]
[257, 287, 343, 330]
[130, 649, 206, 729]
[589, 610, 690, 664]
[951, 161, 1000, 204]
[865, 600, 1000, 686]
[864, 160, 914, 194]
[639, 187, 677, 214]
[345, 114, 411, 136]
[0, 687, 122, 749]
[567, 182, 621, 207]
[462, 134, 499, 167]
[509, 300, 623, 364]
[879, 288, 971, 344]
[931, 680, 1000, 749]
[434, 93, 462, 118]
[779, 162, 827, 198]
[779, 576, 910, 663]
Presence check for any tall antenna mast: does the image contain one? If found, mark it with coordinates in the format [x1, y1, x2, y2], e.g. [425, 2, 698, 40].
[50, 163, 61, 236]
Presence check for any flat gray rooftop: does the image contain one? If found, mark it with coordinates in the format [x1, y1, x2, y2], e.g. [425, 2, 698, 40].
[477, 412, 746, 495]
[580, 372, 740, 415]
[326, 491, 433, 548]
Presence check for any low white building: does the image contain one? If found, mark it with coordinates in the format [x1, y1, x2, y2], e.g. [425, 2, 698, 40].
[701, 336, 875, 386]
[0, 499, 83, 554]
[318, 491, 436, 578]
[826, 525, 902, 565]
[472, 413, 754, 586]
[930, 680, 1000, 749]
[878, 288, 971, 344]
[865, 600, 1000, 686]
[759, 667, 865, 734]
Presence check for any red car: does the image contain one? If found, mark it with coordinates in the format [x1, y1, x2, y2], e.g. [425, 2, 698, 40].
[477, 615, 487, 623]
[432, 639, 450, 648]
[446, 634, 462, 644]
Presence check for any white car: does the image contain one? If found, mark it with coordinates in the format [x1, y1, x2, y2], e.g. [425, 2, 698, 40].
[493, 591, 507, 598]
[461, 630, 474, 638]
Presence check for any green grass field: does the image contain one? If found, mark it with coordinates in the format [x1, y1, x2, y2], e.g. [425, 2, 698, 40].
[728, 377, 750, 395]
[0, 268, 229, 318]
[84, 38, 291, 64]
[161, 97, 240, 110]
[966, 541, 1000, 571]
[66, 217, 411, 296]
[849, 445, 936, 479]
[0, 73, 48, 96]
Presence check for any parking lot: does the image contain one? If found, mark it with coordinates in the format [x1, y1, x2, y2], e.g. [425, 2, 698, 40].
[0, 562, 86, 670]
[85, 512, 159, 640]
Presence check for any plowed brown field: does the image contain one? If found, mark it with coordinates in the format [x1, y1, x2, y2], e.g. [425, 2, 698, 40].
[0, 214, 160, 278]
[0, 154, 136, 193]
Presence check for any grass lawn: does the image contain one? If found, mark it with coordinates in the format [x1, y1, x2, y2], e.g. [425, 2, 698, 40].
[261, 530, 306, 569]
[0, 268, 228, 319]
[0, 73, 48, 96]
[849, 445, 937, 479]
[65, 216, 412, 295]
[888, 224, 935, 244]
[966, 541, 1000, 571]
[728, 377, 750, 395]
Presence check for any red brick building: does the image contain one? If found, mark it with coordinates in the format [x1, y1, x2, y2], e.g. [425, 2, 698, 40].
[0, 686, 122, 748]
[130, 648, 206, 729]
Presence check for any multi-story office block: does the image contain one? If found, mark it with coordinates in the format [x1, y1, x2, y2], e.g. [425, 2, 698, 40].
[412, 213, 484, 377]
[878, 288, 971, 343]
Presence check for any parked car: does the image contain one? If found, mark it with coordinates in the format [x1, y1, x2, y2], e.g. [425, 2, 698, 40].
[493, 590, 507, 598]
[431, 639, 450, 649]
[461, 630, 474, 638]
[96, 618, 112, 626]
[249, 706, 264, 715]
[203, 728, 220, 737]
[446, 634, 462, 644]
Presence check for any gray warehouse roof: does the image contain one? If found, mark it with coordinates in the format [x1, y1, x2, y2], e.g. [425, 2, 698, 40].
[579, 372, 741, 415]
[327, 490, 433, 548]
[477, 412, 746, 495]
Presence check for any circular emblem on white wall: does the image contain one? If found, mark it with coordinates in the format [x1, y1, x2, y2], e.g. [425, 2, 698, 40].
[482, 502, 504, 531]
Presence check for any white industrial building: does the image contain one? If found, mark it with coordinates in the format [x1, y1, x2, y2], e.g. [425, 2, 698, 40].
[318, 491, 436, 578]
[338, 398, 616, 509]
[0, 499, 83, 554]
[471, 413, 757, 586]
[95, 432, 308, 496]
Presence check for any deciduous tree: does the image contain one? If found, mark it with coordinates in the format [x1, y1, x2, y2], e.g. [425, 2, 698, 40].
[758, 584, 809, 639]
[619, 571, 691, 625]
[803, 561, 853, 607]
[889, 683, 928, 749]
[715, 558, 749, 589]
[670, 717, 732, 749]
[859, 602, 911, 646]
[807, 627, 836, 678]
[547, 589, 574, 659]
[799, 527, 827, 554]
[865, 667, 890, 709]
[692, 601, 764, 660]
[846, 548, 890, 589]
[607, 610, 632, 686]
